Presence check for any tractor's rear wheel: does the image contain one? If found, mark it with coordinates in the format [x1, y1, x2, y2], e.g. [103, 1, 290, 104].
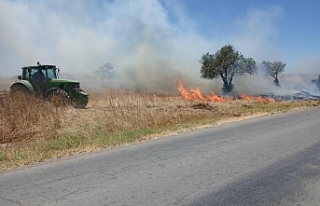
[46, 89, 69, 107]
[10, 84, 30, 99]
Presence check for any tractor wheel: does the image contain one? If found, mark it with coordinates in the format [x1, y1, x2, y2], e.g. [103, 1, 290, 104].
[10, 84, 30, 99]
[46, 89, 69, 107]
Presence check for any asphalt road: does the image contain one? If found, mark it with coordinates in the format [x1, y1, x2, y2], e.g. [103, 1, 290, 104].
[1, 107, 320, 206]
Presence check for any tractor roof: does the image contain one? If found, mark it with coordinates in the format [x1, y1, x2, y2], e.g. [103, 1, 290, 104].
[21, 65, 56, 70]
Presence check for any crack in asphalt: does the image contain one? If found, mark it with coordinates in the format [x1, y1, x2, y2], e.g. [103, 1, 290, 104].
[54, 186, 106, 206]
[0, 195, 22, 206]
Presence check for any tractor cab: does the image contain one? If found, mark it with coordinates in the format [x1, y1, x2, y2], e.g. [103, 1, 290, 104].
[19, 62, 59, 95]
[20, 63, 59, 81]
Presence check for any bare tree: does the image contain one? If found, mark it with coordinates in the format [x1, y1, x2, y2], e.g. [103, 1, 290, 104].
[260, 61, 286, 86]
[93, 63, 116, 84]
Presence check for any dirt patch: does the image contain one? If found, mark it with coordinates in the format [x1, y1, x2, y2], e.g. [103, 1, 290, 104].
[191, 103, 219, 111]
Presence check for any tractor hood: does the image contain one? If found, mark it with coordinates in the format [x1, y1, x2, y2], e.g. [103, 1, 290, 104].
[50, 79, 79, 83]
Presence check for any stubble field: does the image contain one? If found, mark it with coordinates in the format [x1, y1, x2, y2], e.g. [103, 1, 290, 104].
[0, 79, 319, 171]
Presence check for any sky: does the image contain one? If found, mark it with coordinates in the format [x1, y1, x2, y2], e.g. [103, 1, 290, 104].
[180, 0, 320, 71]
[0, 0, 319, 93]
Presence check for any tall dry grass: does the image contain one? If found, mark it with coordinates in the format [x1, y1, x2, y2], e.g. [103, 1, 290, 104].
[62, 89, 315, 140]
[63, 90, 217, 135]
[0, 93, 65, 144]
[1, 89, 319, 145]
[1, 88, 319, 171]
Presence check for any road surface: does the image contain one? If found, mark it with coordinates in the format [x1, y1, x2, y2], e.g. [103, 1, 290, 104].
[0, 107, 320, 206]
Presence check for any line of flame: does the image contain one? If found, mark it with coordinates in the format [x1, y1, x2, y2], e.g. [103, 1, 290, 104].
[174, 78, 276, 103]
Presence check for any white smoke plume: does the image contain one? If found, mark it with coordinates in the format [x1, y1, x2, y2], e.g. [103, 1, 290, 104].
[0, 0, 318, 95]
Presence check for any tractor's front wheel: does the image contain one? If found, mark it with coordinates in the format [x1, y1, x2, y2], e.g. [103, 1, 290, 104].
[71, 96, 88, 109]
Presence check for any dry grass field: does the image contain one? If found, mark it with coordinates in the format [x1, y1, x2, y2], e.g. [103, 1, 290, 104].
[0, 78, 319, 171]
[0, 77, 14, 91]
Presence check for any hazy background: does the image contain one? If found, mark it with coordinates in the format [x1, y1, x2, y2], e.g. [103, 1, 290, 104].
[0, 0, 319, 95]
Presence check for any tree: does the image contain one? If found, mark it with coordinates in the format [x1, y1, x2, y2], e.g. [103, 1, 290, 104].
[260, 61, 286, 86]
[97, 63, 114, 79]
[93, 63, 116, 86]
[199, 44, 258, 94]
[237, 58, 258, 76]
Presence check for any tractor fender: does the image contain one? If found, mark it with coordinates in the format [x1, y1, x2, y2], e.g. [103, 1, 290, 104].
[44, 87, 68, 98]
[10, 80, 35, 93]
[77, 90, 89, 96]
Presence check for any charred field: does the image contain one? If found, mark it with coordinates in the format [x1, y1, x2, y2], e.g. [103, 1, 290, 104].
[0, 77, 320, 171]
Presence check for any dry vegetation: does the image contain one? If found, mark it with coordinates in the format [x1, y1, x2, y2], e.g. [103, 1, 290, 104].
[0, 94, 63, 143]
[0, 89, 319, 171]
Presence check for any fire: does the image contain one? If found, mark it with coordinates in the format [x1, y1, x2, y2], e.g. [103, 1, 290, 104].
[175, 78, 276, 103]
[175, 79, 206, 100]
[175, 79, 231, 102]
[206, 92, 232, 102]
[240, 95, 276, 103]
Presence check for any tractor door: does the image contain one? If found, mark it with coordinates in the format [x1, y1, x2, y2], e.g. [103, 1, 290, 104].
[28, 68, 50, 96]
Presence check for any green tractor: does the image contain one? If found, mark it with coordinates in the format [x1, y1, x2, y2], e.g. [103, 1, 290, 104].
[10, 62, 89, 108]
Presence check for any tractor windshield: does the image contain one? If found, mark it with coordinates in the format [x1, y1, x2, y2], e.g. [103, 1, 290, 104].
[46, 68, 57, 80]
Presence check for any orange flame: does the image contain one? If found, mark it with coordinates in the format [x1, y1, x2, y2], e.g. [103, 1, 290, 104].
[175, 78, 276, 103]
[175, 78, 231, 102]
[206, 92, 232, 102]
[175, 79, 205, 100]
[240, 95, 276, 103]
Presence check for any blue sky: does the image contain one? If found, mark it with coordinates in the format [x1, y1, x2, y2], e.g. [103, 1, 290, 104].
[0, 0, 319, 79]
[168, 0, 320, 71]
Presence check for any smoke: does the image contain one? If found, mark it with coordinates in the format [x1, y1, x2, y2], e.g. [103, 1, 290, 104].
[231, 6, 284, 62]
[291, 57, 320, 74]
[0, 0, 316, 95]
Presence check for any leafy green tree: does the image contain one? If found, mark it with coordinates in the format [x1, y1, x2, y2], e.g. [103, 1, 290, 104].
[237, 58, 258, 76]
[200, 44, 258, 94]
[260, 61, 286, 86]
